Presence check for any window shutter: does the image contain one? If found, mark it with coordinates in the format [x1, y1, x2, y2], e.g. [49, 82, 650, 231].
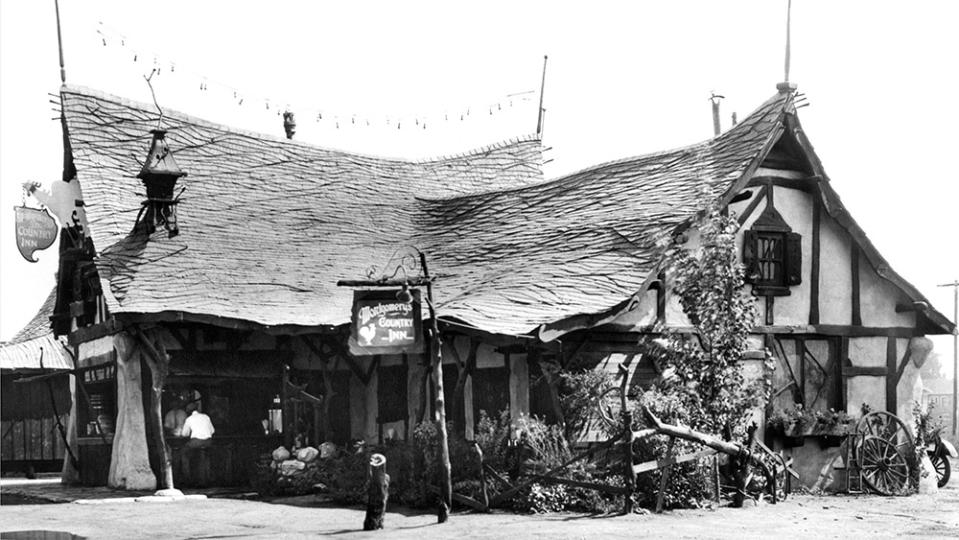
[786, 232, 802, 285]
[743, 230, 758, 283]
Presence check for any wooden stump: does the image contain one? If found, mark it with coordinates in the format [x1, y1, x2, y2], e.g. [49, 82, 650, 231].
[363, 454, 390, 531]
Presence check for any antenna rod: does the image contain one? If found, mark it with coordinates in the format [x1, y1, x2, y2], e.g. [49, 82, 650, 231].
[54, 0, 66, 84]
[784, 0, 792, 83]
[536, 55, 548, 137]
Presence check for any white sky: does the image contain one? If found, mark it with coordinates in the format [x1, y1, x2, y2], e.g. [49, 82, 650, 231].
[1, 1, 956, 369]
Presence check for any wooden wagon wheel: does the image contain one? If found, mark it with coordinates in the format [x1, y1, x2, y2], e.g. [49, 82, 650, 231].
[858, 435, 910, 495]
[855, 411, 915, 463]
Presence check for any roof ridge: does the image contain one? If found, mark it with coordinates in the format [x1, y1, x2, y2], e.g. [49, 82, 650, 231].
[419, 91, 790, 204]
[60, 84, 541, 165]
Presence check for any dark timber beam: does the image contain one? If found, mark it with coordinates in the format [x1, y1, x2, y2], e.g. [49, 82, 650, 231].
[851, 244, 862, 326]
[746, 175, 822, 193]
[886, 337, 897, 413]
[809, 194, 821, 324]
[735, 185, 767, 226]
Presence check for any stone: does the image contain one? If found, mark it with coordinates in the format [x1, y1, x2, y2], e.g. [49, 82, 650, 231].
[319, 442, 338, 459]
[154, 488, 185, 498]
[279, 459, 306, 476]
[272, 446, 291, 462]
[296, 447, 319, 463]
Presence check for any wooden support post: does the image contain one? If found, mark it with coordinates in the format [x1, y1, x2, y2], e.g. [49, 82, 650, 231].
[423, 253, 452, 523]
[474, 441, 489, 511]
[132, 327, 175, 491]
[655, 437, 676, 513]
[713, 454, 721, 503]
[363, 454, 390, 530]
[619, 364, 635, 514]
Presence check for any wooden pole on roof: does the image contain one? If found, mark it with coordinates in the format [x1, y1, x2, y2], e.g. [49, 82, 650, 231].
[784, 0, 792, 83]
[536, 55, 548, 137]
[54, 0, 66, 84]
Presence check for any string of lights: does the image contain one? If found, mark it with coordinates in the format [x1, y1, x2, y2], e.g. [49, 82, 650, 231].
[87, 19, 538, 134]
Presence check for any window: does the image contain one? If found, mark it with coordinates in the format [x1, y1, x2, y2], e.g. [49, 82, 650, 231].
[77, 362, 117, 437]
[743, 205, 801, 295]
[755, 232, 785, 286]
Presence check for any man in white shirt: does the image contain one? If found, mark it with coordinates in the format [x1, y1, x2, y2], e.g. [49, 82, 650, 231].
[182, 402, 215, 444]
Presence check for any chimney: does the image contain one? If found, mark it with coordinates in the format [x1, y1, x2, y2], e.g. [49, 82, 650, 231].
[283, 111, 296, 139]
[731, 112, 738, 127]
[137, 129, 187, 237]
[709, 93, 724, 136]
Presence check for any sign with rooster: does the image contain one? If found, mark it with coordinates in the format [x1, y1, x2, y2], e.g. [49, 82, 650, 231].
[15, 206, 59, 262]
[348, 289, 424, 356]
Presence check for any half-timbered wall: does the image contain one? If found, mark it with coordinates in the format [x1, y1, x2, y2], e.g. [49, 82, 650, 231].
[602, 163, 931, 423]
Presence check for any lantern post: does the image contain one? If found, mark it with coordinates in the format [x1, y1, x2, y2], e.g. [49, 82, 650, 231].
[338, 247, 452, 522]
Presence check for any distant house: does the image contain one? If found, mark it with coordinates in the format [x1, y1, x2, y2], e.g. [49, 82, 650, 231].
[45, 83, 954, 491]
[922, 378, 956, 440]
[0, 288, 73, 476]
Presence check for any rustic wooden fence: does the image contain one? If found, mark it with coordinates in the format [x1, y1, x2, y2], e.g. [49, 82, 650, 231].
[444, 365, 796, 513]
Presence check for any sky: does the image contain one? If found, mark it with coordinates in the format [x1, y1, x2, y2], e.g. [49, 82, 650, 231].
[0, 1, 957, 373]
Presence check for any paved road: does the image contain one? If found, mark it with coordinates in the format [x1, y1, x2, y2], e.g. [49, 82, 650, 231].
[1, 474, 957, 539]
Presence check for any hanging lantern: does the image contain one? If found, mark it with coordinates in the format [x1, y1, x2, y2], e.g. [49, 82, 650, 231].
[135, 130, 187, 237]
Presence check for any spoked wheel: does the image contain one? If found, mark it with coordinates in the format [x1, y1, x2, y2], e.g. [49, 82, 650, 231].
[859, 435, 910, 495]
[929, 452, 951, 488]
[855, 411, 915, 464]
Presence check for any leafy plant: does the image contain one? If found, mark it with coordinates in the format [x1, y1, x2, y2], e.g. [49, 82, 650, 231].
[767, 404, 855, 434]
[649, 197, 774, 439]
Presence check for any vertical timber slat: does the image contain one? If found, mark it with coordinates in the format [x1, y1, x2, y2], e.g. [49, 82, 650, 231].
[885, 337, 897, 414]
[809, 193, 821, 324]
[851, 244, 862, 326]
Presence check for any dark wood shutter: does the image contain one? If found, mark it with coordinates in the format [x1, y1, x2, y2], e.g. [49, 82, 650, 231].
[742, 230, 758, 283]
[785, 232, 802, 285]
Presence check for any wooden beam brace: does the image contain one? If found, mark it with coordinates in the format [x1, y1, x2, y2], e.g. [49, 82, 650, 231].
[843, 366, 887, 377]
[300, 335, 329, 365]
[851, 243, 862, 326]
[895, 347, 914, 386]
[736, 185, 768, 226]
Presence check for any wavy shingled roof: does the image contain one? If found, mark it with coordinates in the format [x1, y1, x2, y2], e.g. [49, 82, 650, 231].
[62, 85, 791, 336]
[1, 287, 71, 370]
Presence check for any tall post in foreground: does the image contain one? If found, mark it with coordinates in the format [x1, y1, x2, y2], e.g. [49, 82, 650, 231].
[939, 280, 959, 436]
[363, 454, 390, 530]
[422, 251, 453, 522]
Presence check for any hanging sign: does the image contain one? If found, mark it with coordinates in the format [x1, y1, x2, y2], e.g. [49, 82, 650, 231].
[348, 289, 424, 356]
[14, 206, 58, 263]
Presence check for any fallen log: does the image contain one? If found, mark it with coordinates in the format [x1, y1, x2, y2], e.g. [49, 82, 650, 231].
[640, 406, 743, 457]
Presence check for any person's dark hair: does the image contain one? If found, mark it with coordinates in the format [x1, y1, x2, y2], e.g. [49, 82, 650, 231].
[185, 401, 198, 413]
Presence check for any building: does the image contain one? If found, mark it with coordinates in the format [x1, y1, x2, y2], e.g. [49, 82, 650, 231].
[45, 82, 954, 491]
[0, 288, 74, 476]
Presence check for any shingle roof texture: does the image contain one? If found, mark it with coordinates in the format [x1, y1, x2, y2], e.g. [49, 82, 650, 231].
[1, 287, 71, 370]
[62, 86, 790, 336]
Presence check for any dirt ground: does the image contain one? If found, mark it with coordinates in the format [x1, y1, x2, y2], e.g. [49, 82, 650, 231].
[1, 475, 958, 539]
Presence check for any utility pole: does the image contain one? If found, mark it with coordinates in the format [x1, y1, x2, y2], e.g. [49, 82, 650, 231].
[939, 280, 959, 437]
